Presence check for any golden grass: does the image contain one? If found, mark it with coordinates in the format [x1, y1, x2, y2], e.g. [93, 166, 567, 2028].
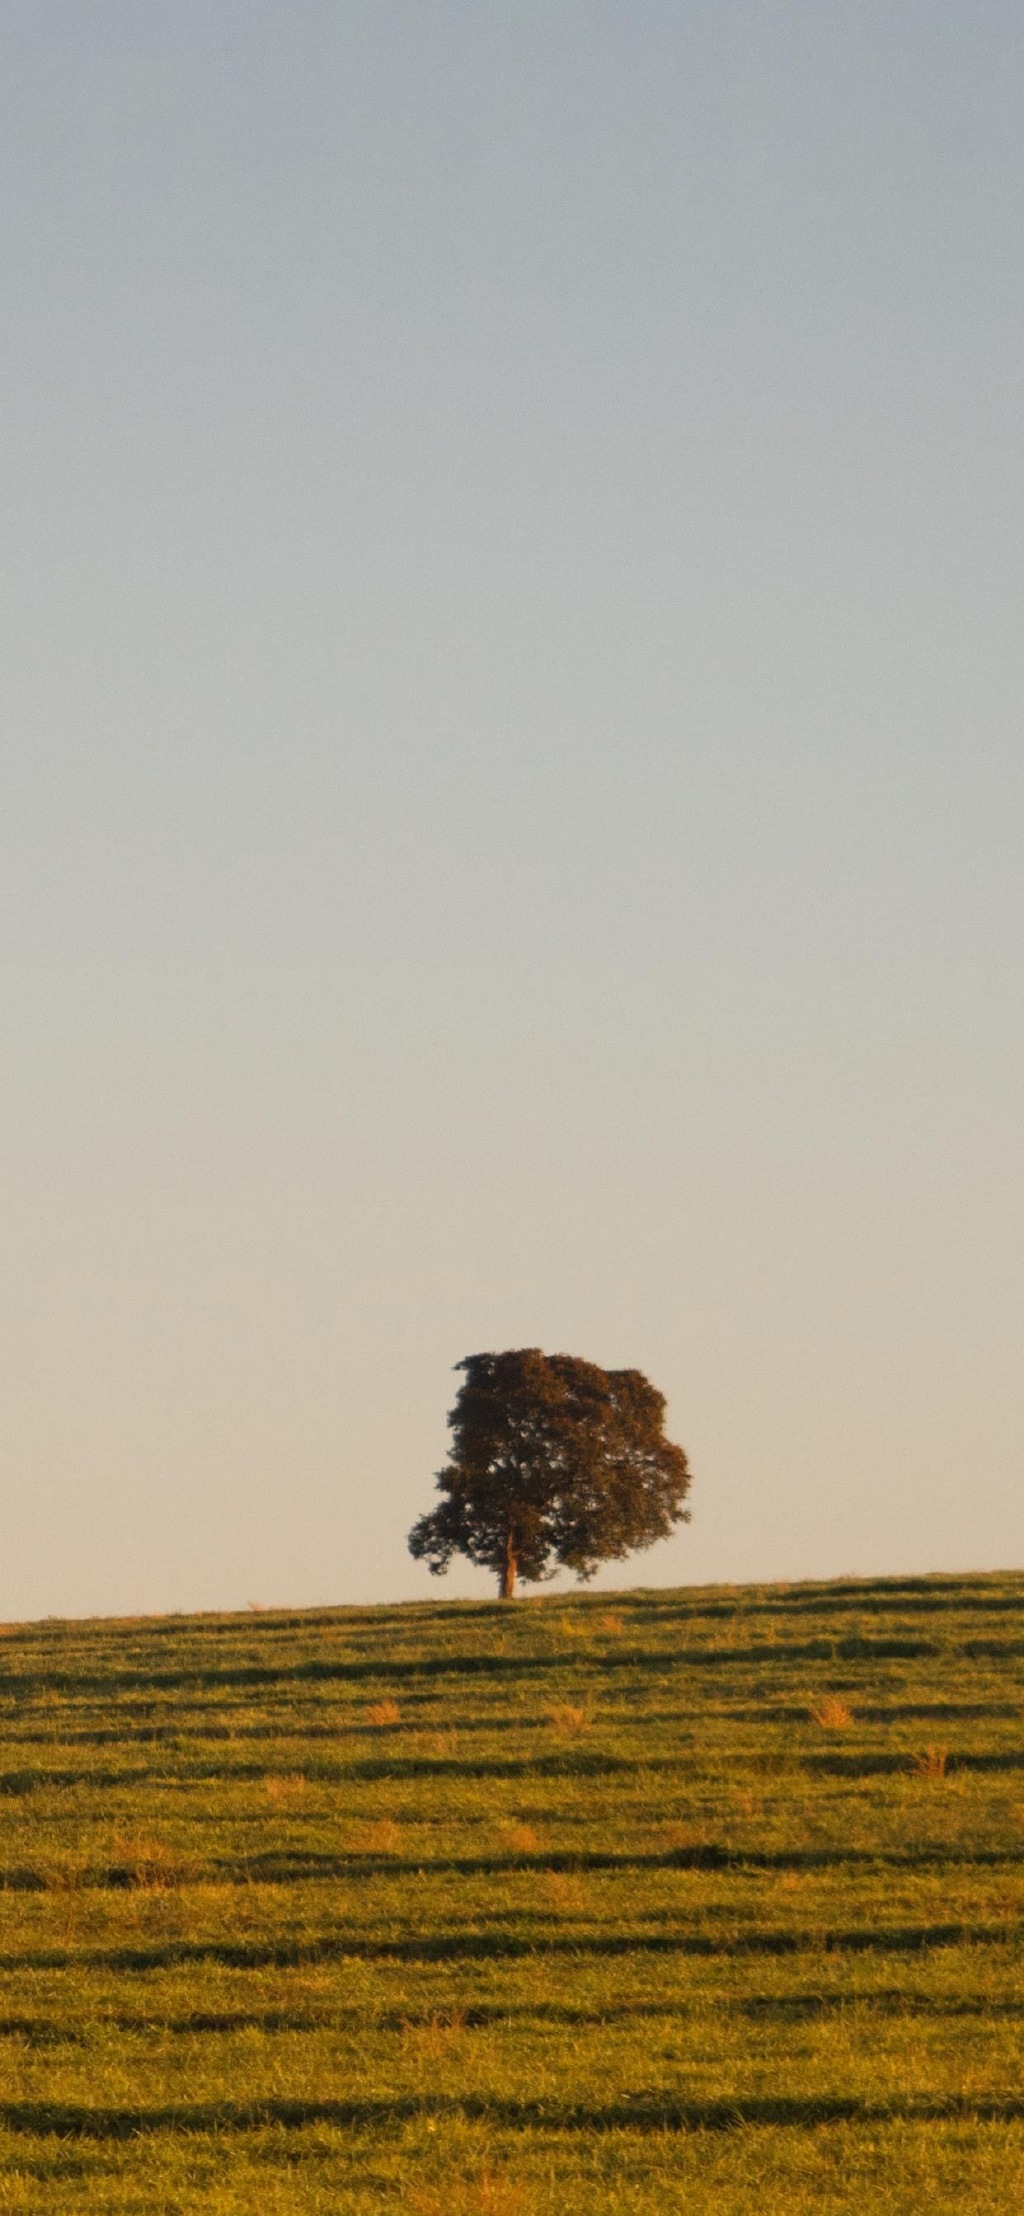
[599, 1612, 625, 1634]
[6, 1575, 1024, 2212]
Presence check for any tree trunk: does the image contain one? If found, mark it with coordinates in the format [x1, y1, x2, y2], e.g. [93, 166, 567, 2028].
[499, 1535, 518, 1600]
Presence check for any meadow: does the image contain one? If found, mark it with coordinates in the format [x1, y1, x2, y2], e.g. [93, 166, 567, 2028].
[0, 1573, 1022, 2212]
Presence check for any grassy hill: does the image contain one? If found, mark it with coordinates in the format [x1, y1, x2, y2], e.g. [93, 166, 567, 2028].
[0, 1573, 1022, 2212]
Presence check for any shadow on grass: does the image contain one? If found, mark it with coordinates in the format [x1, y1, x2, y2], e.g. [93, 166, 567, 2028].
[808, 1750, 1024, 1777]
[0, 1752, 632, 1796]
[3, 2091, 1024, 2139]
[7, 1632, 986, 1701]
[117, 1842, 1019, 1890]
[2, 1917, 1019, 1976]
[6, 1989, 1024, 2045]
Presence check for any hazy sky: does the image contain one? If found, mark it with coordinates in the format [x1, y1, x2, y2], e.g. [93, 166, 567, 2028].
[2, 2, 1022, 1619]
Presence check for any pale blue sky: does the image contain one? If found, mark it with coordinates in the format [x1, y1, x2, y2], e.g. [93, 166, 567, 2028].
[2, 2, 1021, 1617]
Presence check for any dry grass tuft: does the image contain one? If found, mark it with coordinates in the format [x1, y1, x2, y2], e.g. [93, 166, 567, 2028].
[498, 1820, 539, 1857]
[662, 1821, 714, 1857]
[407, 2174, 525, 2216]
[402, 2009, 467, 2060]
[912, 1745, 949, 1778]
[541, 1870, 585, 1913]
[365, 1698, 400, 1728]
[809, 1696, 854, 1731]
[353, 1819, 400, 1856]
[111, 1833, 196, 1890]
[264, 1773, 307, 1804]
[546, 1702, 590, 1736]
[599, 1612, 625, 1635]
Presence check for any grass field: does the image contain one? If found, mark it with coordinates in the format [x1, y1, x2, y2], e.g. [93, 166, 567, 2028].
[0, 1573, 1022, 2212]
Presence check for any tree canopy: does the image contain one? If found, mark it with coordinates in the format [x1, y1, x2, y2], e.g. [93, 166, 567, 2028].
[408, 1348, 691, 1598]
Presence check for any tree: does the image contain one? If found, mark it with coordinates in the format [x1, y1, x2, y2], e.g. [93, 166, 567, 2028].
[408, 1348, 691, 1599]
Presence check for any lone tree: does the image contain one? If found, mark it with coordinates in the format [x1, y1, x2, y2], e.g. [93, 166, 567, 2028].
[408, 1348, 691, 1599]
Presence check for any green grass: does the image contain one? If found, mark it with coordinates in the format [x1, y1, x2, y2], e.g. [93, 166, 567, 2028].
[0, 1573, 1022, 2211]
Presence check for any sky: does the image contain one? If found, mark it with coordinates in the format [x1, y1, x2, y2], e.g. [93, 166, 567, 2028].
[2, 1, 1022, 1620]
